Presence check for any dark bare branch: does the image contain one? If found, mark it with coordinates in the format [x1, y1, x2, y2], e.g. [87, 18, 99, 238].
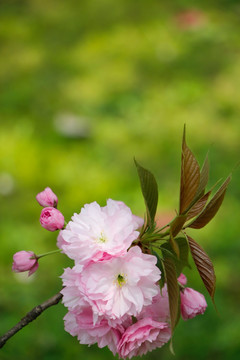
[0, 292, 63, 349]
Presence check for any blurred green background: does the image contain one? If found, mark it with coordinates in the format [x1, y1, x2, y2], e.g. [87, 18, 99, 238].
[0, 0, 240, 359]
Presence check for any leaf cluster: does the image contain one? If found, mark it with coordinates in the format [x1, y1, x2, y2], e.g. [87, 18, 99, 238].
[135, 126, 231, 345]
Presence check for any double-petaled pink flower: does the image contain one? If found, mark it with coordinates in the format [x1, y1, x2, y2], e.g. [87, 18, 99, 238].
[61, 246, 160, 321]
[64, 306, 124, 355]
[118, 318, 171, 359]
[57, 199, 143, 266]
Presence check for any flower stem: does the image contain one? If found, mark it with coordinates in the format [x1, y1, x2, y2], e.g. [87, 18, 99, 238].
[35, 249, 62, 260]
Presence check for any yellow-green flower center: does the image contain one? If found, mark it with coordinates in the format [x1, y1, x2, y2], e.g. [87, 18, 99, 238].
[98, 232, 107, 243]
[117, 274, 126, 287]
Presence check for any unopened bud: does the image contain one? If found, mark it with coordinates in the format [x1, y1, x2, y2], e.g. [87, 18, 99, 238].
[12, 251, 39, 276]
[178, 273, 187, 286]
[180, 287, 207, 320]
[36, 187, 58, 207]
[40, 207, 65, 231]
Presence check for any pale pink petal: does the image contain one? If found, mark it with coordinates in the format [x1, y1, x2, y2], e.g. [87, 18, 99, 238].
[139, 285, 170, 322]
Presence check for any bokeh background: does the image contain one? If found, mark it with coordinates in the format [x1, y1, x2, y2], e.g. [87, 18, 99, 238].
[0, 1, 240, 359]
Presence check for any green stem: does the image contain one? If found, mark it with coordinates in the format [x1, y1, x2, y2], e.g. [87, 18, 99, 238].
[159, 228, 171, 237]
[141, 235, 169, 245]
[155, 214, 178, 233]
[35, 249, 62, 260]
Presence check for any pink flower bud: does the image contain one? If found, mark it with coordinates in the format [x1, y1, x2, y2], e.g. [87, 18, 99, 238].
[178, 273, 187, 286]
[12, 251, 39, 276]
[180, 287, 207, 320]
[36, 187, 58, 207]
[40, 207, 65, 231]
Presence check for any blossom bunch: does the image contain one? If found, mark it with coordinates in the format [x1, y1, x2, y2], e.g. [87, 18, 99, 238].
[9, 129, 231, 357]
[56, 199, 209, 357]
[58, 199, 171, 357]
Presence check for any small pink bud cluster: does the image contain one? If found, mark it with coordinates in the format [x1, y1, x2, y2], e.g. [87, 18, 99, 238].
[12, 187, 64, 278]
[36, 187, 64, 232]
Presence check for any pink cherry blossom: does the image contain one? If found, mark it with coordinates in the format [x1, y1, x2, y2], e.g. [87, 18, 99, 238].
[138, 285, 170, 323]
[61, 266, 132, 328]
[12, 251, 39, 276]
[58, 199, 144, 266]
[113, 200, 144, 229]
[60, 267, 86, 311]
[79, 246, 160, 319]
[40, 207, 64, 231]
[118, 317, 171, 359]
[64, 306, 124, 355]
[57, 225, 70, 249]
[36, 187, 58, 207]
[180, 287, 207, 320]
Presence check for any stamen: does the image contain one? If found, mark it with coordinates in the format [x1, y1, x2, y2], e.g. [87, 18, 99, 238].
[116, 273, 126, 287]
[98, 232, 107, 243]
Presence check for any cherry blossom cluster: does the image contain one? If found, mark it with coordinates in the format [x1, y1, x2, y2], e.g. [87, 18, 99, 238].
[12, 187, 207, 358]
[56, 199, 172, 357]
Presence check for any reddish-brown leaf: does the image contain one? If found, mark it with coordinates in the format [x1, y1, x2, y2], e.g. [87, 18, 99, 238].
[189, 176, 231, 229]
[186, 191, 211, 221]
[187, 235, 216, 302]
[179, 127, 200, 214]
[163, 257, 180, 334]
[195, 153, 209, 200]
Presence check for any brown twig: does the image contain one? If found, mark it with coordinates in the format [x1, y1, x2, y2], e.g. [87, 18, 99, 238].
[0, 292, 63, 349]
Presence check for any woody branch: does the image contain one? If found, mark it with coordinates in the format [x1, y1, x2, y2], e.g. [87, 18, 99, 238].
[0, 292, 63, 349]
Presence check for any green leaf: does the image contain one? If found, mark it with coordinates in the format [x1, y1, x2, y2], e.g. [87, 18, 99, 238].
[152, 249, 165, 289]
[134, 159, 158, 227]
[162, 257, 180, 334]
[161, 237, 190, 276]
[179, 126, 201, 214]
[175, 236, 191, 274]
[187, 235, 216, 303]
[161, 245, 178, 260]
[189, 175, 231, 229]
